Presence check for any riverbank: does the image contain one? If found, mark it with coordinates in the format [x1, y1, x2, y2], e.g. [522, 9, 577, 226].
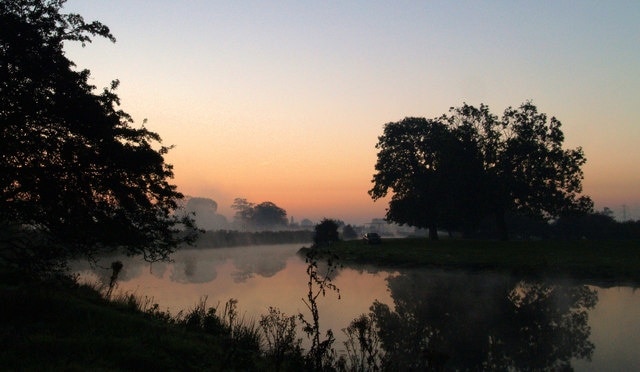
[3, 238, 638, 369]
[0, 270, 270, 371]
[301, 238, 640, 285]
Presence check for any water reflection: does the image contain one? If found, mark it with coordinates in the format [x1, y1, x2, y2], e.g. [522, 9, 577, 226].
[73, 244, 295, 285]
[369, 270, 597, 370]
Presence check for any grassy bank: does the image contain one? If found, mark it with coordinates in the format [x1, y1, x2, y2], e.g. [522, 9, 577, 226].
[304, 238, 640, 285]
[0, 271, 269, 371]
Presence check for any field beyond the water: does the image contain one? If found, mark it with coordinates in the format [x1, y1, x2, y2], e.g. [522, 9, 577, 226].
[302, 238, 640, 285]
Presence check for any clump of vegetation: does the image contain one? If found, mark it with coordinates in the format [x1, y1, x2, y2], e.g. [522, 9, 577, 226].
[260, 307, 305, 370]
[179, 297, 263, 368]
[341, 224, 359, 240]
[313, 218, 341, 246]
[342, 313, 384, 371]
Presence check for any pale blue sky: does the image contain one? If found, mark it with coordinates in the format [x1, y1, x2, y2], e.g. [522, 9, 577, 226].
[64, 1, 640, 223]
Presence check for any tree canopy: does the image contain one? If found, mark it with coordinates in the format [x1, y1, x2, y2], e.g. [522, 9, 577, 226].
[231, 198, 288, 231]
[1, 0, 196, 271]
[313, 218, 340, 246]
[369, 102, 592, 240]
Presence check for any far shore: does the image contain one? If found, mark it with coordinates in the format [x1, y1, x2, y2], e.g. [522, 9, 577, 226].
[299, 238, 640, 286]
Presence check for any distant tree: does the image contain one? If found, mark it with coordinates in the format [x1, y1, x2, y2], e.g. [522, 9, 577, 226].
[184, 197, 228, 231]
[601, 207, 614, 218]
[187, 197, 218, 212]
[300, 219, 314, 228]
[370, 102, 592, 240]
[251, 201, 288, 230]
[313, 219, 340, 246]
[231, 198, 254, 228]
[341, 224, 358, 240]
[552, 208, 620, 239]
[0, 0, 197, 271]
[231, 198, 288, 231]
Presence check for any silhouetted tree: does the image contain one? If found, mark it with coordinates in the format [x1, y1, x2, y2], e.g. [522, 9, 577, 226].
[370, 102, 592, 240]
[231, 198, 288, 231]
[231, 198, 254, 227]
[184, 197, 228, 231]
[341, 224, 358, 240]
[369, 118, 458, 240]
[487, 103, 592, 239]
[553, 208, 621, 239]
[300, 218, 314, 229]
[0, 0, 196, 271]
[313, 219, 340, 246]
[251, 201, 288, 230]
[230, 197, 254, 231]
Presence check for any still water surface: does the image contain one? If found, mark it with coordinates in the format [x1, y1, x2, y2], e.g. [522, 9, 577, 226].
[74, 243, 640, 370]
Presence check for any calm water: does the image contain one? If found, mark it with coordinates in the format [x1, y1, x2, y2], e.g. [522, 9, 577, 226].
[74, 243, 640, 370]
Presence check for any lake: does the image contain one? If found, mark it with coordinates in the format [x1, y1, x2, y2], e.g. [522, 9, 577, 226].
[74, 243, 640, 370]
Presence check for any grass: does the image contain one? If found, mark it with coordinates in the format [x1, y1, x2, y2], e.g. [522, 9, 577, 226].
[306, 238, 640, 285]
[0, 271, 265, 371]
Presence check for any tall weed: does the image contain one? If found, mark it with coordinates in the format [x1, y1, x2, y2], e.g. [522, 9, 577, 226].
[299, 248, 341, 370]
[260, 306, 304, 370]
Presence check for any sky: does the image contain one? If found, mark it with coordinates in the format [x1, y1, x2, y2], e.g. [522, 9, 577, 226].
[63, 1, 640, 224]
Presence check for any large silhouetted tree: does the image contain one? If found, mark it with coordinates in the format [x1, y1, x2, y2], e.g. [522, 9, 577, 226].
[369, 117, 460, 240]
[1, 0, 196, 271]
[370, 102, 592, 240]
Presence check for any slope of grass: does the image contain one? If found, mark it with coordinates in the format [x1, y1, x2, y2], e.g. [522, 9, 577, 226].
[0, 271, 264, 371]
[305, 238, 640, 285]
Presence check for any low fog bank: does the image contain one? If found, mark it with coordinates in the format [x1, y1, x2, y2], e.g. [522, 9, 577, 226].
[180, 196, 421, 241]
[192, 230, 314, 249]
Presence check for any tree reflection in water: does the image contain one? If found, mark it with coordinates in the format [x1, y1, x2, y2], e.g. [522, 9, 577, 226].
[368, 271, 597, 371]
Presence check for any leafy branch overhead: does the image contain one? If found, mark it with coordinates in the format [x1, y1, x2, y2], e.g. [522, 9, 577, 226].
[1, 0, 197, 271]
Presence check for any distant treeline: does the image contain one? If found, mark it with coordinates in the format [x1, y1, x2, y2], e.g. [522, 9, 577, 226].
[191, 229, 314, 248]
[551, 214, 640, 240]
[480, 212, 640, 240]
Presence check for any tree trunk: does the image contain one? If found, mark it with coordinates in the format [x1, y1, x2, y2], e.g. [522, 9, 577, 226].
[428, 223, 439, 240]
[495, 211, 509, 241]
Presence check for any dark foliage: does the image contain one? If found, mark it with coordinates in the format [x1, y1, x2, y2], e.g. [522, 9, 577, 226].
[1, 0, 196, 271]
[370, 102, 592, 240]
[341, 224, 358, 240]
[313, 218, 340, 246]
[369, 271, 596, 370]
[231, 198, 288, 230]
[553, 211, 640, 240]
